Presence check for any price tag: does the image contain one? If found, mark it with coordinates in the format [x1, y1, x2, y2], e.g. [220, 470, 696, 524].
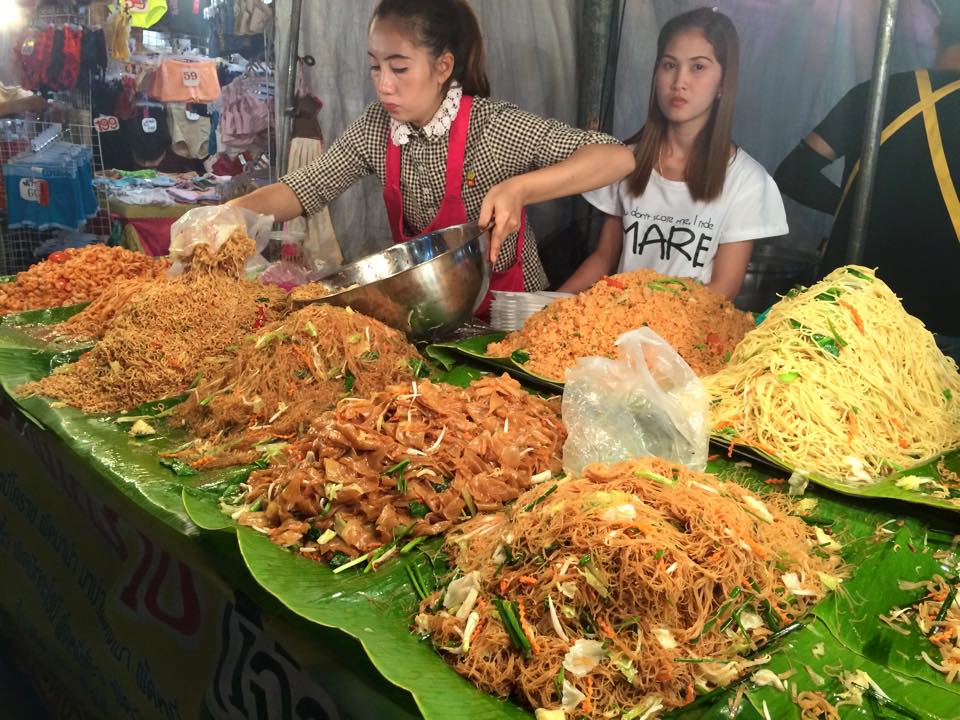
[185, 110, 201, 121]
[19, 179, 49, 206]
[126, 0, 148, 10]
[94, 115, 120, 133]
[142, 117, 158, 133]
[181, 69, 200, 88]
[21, 39, 35, 57]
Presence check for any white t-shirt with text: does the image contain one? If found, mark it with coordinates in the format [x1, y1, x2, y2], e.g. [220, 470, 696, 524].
[582, 148, 788, 283]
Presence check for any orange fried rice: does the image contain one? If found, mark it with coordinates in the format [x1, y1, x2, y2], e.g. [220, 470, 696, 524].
[486, 269, 754, 379]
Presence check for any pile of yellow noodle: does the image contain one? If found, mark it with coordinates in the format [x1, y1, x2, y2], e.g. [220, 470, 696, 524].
[169, 304, 421, 469]
[416, 457, 843, 718]
[231, 374, 565, 560]
[19, 233, 287, 413]
[706, 266, 960, 484]
[487, 269, 753, 379]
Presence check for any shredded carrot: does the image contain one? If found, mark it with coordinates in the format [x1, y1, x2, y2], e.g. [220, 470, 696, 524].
[708, 454, 720, 461]
[764, 478, 786, 485]
[838, 299, 864, 334]
[189, 455, 216, 469]
[741, 536, 768, 559]
[847, 412, 858, 442]
[656, 667, 674, 682]
[499, 578, 510, 595]
[684, 681, 695, 704]
[898, 436, 910, 449]
[517, 598, 540, 654]
[597, 618, 615, 639]
[890, 417, 906, 432]
[930, 626, 955, 644]
[769, 596, 791, 623]
[291, 344, 315, 373]
[287, 383, 297, 399]
[705, 548, 724, 564]
[583, 676, 593, 713]
[517, 575, 538, 586]
[727, 438, 737, 458]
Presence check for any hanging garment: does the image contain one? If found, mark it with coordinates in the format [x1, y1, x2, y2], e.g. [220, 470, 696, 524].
[167, 104, 211, 159]
[286, 137, 342, 268]
[150, 58, 220, 103]
[118, 0, 169, 29]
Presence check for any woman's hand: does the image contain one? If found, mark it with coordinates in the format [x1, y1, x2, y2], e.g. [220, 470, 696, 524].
[478, 177, 528, 264]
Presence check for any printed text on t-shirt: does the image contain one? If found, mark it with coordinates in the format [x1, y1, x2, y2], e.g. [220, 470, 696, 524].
[624, 210, 716, 268]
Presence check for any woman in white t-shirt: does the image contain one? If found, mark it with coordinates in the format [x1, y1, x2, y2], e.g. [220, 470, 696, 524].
[559, 7, 787, 299]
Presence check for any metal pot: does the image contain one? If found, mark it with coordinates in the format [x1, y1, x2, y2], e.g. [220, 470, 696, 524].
[293, 222, 491, 341]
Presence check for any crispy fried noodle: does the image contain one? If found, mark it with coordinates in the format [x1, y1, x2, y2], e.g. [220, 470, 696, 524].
[19, 232, 286, 413]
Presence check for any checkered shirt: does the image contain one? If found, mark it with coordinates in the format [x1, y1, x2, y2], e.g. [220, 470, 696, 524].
[281, 97, 621, 290]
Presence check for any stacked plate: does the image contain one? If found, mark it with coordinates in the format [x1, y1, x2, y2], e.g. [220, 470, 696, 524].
[489, 290, 573, 332]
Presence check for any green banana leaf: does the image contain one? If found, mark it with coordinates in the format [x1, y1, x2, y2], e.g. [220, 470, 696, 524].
[0, 346, 251, 534]
[714, 435, 960, 515]
[0, 303, 91, 351]
[426, 334, 564, 393]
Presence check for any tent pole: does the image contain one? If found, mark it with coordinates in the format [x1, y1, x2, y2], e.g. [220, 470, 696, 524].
[846, 0, 899, 264]
[278, 0, 303, 178]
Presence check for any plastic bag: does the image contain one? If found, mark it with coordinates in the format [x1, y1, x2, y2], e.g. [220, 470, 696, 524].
[167, 205, 274, 276]
[561, 327, 709, 475]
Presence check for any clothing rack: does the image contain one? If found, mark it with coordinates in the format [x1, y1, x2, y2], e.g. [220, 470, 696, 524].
[0, 121, 113, 275]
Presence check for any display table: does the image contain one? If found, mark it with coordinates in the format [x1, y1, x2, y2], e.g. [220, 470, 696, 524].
[0, 311, 958, 720]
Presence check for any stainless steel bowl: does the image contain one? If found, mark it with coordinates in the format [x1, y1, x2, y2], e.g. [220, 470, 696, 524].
[293, 222, 491, 340]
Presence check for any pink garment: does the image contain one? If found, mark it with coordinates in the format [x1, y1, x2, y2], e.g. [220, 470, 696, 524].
[218, 78, 271, 149]
[124, 216, 178, 256]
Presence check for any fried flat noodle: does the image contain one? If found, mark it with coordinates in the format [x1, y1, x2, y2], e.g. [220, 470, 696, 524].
[487, 270, 753, 379]
[233, 375, 565, 558]
[416, 458, 844, 717]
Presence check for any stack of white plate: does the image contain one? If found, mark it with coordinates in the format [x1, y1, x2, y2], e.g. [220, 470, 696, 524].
[489, 290, 573, 332]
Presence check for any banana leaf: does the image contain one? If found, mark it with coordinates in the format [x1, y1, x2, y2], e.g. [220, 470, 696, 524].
[0, 346, 250, 534]
[0, 303, 91, 351]
[714, 435, 960, 514]
[426, 334, 564, 393]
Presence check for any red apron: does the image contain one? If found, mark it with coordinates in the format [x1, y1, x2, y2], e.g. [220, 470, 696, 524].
[382, 95, 526, 318]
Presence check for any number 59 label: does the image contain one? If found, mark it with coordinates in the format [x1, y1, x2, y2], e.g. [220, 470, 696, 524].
[181, 70, 200, 87]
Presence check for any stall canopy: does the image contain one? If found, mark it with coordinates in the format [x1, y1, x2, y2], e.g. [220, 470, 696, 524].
[275, 0, 940, 263]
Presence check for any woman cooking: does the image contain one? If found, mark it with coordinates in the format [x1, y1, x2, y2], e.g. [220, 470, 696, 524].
[228, 0, 634, 309]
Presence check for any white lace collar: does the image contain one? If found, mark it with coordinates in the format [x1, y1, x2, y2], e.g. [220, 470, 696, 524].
[389, 82, 463, 146]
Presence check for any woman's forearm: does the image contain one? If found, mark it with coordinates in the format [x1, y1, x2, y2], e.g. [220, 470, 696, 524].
[227, 182, 304, 222]
[514, 144, 635, 206]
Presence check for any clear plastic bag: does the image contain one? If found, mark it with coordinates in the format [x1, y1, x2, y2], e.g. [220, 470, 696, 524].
[167, 205, 274, 276]
[561, 327, 709, 475]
